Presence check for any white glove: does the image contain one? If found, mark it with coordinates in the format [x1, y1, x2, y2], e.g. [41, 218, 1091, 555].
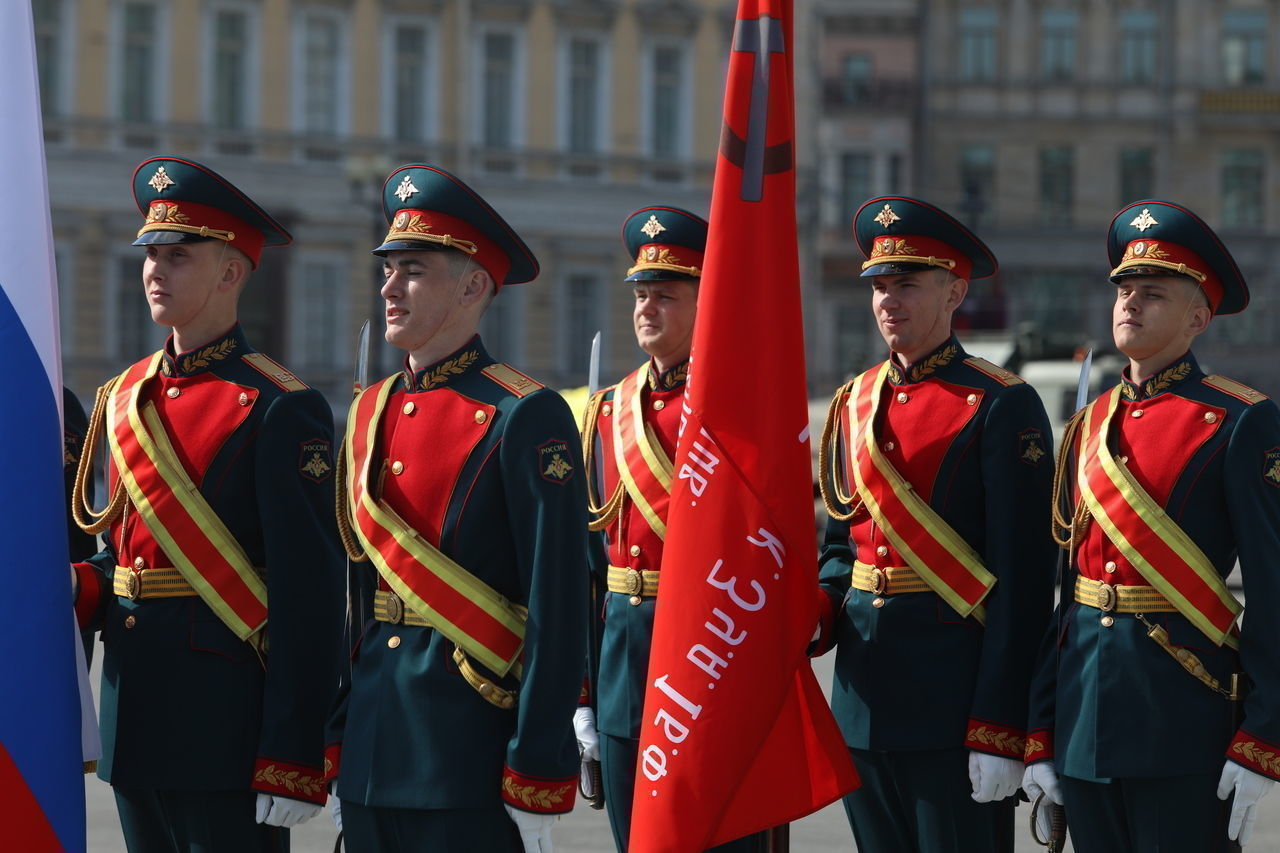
[328, 781, 342, 832]
[254, 792, 322, 828]
[505, 805, 555, 853]
[1218, 761, 1275, 845]
[967, 751, 1023, 803]
[573, 706, 600, 762]
[1023, 762, 1064, 841]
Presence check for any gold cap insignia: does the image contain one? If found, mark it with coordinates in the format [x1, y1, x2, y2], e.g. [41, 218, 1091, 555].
[1130, 208, 1158, 232]
[646, 246, 658, 260]
[148, 166, 175, 193]
[640, 214, 666, 239]
[394, 175, 419, 203]
[873, 204, 900, 228]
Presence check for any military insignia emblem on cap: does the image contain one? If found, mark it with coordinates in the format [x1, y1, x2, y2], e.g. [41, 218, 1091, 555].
[537, 440, 574, 484]
[1130, 208, 1159, 232]
[148, 166, 175, 193]
[874, 204, 900, 228]
[394, 176, 419, 203]
[640, 215, 666, 239]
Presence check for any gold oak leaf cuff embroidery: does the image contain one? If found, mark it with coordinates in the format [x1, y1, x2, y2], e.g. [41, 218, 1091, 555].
[420, 350, 478, 391]
[254, 763, 324, 798]
[179, 338, 238, 374]
[1233, 741, 1280, 777]
[966, 725, 1025, 756]
[502, 776, 573, 811]
[1024, 737, 1047, 761]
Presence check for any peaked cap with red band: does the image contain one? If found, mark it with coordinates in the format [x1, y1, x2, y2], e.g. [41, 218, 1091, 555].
[621, 205, 708, 283]
[853, 195, 997, 282]
[373, 164, 538, 287]
[1107, 199, 1248, 315]
[131, 156, 291, 269]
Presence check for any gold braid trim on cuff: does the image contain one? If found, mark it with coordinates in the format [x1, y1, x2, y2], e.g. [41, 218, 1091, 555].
[818, 381, 864, 522]
[72, 377, 128, 535]
[1050, 409, 1089, 550]
[334, 439, 368, 562]
[581, 390, 624, 531]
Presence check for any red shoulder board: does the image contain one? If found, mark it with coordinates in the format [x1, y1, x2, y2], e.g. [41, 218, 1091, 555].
[1202, 375, 1268, 405]
[242, 353, 309, 393]
[482, 363, 544, 398]
[963, 356, 1024, 386]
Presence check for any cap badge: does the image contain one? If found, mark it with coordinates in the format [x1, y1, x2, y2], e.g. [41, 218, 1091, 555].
[1123, 241, 1168, 262]
[1130, 208, 1159, 232]
[394, 175, 419, 203]
[640, 214, 667, 239]
[148, 166, 175, 193]
[873, 204, 900, 228]
[646, 246, 659, 260]
[146, 201, 190, 225]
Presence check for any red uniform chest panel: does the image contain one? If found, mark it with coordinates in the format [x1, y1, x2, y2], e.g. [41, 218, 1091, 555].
[379, 387, 495, 547]
[879, 378, 983, 504]
[1077, 393, 1224, 585]
[594, 387, 682, 571]
[110, 373, 257, 566]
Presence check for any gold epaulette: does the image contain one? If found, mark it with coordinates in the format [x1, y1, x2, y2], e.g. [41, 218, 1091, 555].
[964, 356, 1024, 386]
[242, 353, 309, 392]
[1202, 375, 1268, 405]
[482, 363, 544, 398]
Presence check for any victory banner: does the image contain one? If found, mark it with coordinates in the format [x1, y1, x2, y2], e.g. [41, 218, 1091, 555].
[629, 0, 860, 849]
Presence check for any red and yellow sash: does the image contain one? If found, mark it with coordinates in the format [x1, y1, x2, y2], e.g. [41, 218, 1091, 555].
[611, 363, 674, 540]
[345, 376, 526, 678]
[107, 353, 268, 648]
[843, 363, 996, 622]
[1077, 386, 1241, 648]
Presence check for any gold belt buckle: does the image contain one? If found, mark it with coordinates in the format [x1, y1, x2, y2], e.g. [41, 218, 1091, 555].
[623, 569, 644, 597]
[870, 567, 887, 595]
[385, 593, 404, 624]
[124, 570, 141, 601]
[1096, 583, 1117, 612]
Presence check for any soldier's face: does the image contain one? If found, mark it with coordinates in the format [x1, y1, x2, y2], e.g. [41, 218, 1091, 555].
[142, 241, 231, 329]
[633, 281, 698, 365]
[1112, 276, 1210, 361]
[380, 251, 471, 353]
[870, 270, 965, 362]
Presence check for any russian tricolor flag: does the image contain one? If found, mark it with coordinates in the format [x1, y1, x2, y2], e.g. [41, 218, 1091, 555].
[0, 4, 91, 849]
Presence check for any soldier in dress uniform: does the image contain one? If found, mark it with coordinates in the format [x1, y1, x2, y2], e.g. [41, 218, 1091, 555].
[1023, 200, 1280, 851]
[69, 157, 344, 851]
[63, 386, 98, 661]
[577, 206, 766, 852]
[325, 164, 589, 853]
[814, 197, 1056, 852]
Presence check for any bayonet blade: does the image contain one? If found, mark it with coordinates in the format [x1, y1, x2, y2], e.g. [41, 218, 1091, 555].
[355, 320, 372, 397]
[588, 330, 602, 396]
[1074, 348, 1094, 413]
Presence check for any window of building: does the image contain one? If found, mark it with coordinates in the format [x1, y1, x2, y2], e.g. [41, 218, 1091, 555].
[560, 271, 602, 379]
[208, 7, 253, 130]
[480, 283, 525, 363]
[112, 254, 163, 359]
[1222, 149, 1264, 228]
[386, 20, 433, 141]
[1120, 10, 1157, 84]
[958, 144, 995, 227]
[837, 153, 872, 226]
[1023, 272, 1087, 341]
[295, 10, 347, 135]
[840, 54, 873, 106]
[648, 42, 689, 159]
[34, 0, 68, 117]
[958, 9, 997, 83]
[481, 31, 517, 148]
[1040, 10, 1077, 82]
[292, 258, 346, 370]
[834, 301, 866, 377]
[119, 2, 160, 122]
[887, 152, 903, 195]
[1223, 9, 1267, 87]
[1039, 146, 1073, 226]
[1119, 147, 1155, 206]
[55, 248, 73, 358]
[564, 36, 606, 155]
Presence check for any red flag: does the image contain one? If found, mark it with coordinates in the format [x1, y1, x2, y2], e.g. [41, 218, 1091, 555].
[628, 0, 859, 849]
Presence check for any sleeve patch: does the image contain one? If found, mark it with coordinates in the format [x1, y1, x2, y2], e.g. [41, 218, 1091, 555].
[1018, 427, 1048, 467]
[1264, 447, 1280, 488]
[299, 438, 334, 482]
[538, 439, 575, 484]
